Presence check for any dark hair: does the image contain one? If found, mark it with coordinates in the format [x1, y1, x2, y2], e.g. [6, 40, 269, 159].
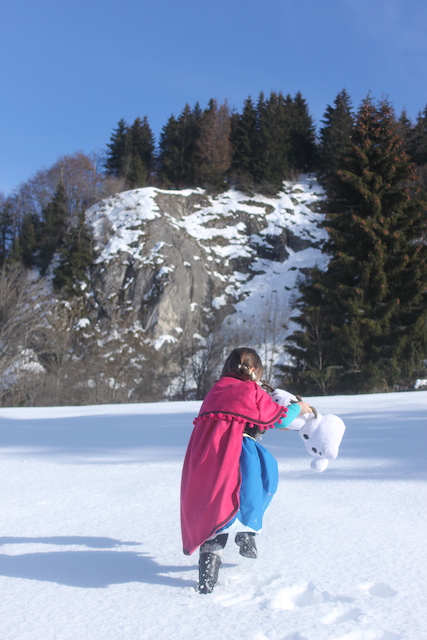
[221, 347, 263, 381]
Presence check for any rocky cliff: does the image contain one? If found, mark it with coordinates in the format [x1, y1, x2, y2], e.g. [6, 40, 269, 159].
[85, 175, 328, 383]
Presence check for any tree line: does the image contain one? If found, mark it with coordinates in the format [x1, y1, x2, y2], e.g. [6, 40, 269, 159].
[283, 96, 427, 395]
[1, 88, 427, 277]
[102, 91, 323, 193]
[103, 89, 427, 194]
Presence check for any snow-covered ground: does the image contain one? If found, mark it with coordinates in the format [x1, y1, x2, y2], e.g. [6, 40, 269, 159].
[0, 391, 426, 640]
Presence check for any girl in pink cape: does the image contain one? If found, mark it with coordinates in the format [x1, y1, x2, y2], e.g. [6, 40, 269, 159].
[180, 347, 312, 594]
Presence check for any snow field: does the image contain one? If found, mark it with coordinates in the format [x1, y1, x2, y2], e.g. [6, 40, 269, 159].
[0, 391, 426, 640]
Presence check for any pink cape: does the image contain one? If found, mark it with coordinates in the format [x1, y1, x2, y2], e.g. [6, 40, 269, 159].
[180, 376, 287, 555]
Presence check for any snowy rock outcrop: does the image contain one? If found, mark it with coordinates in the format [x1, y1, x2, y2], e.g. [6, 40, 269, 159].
[85, 176, 328, 352]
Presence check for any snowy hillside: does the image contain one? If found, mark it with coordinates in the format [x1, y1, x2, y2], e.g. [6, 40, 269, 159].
[0, 175, 338, 407]
[0, 391, 426, 640]
[85, 176, 327, 362]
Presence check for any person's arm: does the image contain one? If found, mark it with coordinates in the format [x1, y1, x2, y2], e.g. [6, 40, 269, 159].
[274, 401, 313, 430]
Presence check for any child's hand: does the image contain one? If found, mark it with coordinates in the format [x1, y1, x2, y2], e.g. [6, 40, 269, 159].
[297, 401, 313, 415]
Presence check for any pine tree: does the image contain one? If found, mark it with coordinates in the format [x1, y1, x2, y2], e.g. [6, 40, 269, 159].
[53, 211, 94, 296]
[286, 98, 427, 394]
[283, 272, 340, 395]
[412, 105, 427, 166]
[256, 91, 290, 191]
[230, 96, 259, 190]
[318, 89, 354, 184]
[0, 198, 14, 266]
[397, 109, 415, 159]
[158, 104, 201, 187]
[104, 117, 155, 188]
[195, 99, 232, 190]
[126, 154, 147, 189]
[104, 119, 129, 178]
[286, 92, 317, 173]
[38, 182, 68, 275]
[17, 213, 38, 268]
[125, 116, 156, 188]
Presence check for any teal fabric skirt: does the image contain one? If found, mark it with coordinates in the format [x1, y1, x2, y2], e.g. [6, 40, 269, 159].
[219, 436, 279, 532]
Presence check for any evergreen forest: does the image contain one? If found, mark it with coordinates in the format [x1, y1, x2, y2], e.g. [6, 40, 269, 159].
[1, 89, 426, 405]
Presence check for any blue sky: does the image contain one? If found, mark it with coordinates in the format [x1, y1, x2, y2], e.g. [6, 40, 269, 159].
[1, 0, 426, 194]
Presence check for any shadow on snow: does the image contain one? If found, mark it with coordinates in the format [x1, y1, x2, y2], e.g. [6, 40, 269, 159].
[0, 536, 195, 589]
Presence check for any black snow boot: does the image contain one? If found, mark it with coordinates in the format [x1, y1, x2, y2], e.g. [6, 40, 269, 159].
[235, 532, 258, 559]
[198, 552, 222, 594]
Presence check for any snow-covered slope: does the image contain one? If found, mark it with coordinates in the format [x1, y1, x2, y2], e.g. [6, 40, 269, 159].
[0, 391, 426, 640]
[85, 176, 327, 354]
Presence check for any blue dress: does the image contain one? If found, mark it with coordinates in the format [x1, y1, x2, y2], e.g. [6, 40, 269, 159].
[219, 403, 301, 533]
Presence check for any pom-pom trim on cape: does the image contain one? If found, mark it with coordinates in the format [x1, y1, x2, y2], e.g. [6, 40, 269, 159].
[193, 407, 287, 430]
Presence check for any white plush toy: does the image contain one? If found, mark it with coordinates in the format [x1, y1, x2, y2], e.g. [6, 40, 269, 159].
[271, 388, 346, 472]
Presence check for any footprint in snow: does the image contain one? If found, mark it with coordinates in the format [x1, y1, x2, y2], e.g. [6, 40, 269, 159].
[270, 581, 353, 611]
[254, 632, 310, 640]
[330, 631, 401, 640]
[359, 582, 397, 598]
[214, 572, 284, 608]
[322, 602, 363, 624]
[215, 575, 400, 640]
